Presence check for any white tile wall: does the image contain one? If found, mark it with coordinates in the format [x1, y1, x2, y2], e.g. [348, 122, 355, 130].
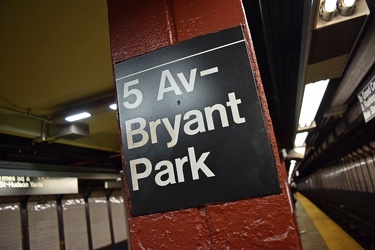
[28, 200, 59, 250]
[88, 196, 111, 249]
[0, 203, 22, 250]
[110, 195, 128, 243]
[62, 198, 89, 250]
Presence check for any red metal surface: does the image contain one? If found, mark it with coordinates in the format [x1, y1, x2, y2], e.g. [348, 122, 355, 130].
[107, 0, 176, 64]
[206, 196, 299, 249]
[129, 208, 211, 249]
[171, 0, 245, 42]
[107, 0, 301, 248]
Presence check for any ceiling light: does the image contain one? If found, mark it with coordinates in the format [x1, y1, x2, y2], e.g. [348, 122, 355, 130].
[109, 103, 117, 110]
[294, 132, 308, 147]
[294, 147, 306, 156]
[65, 112, 91, 122]
[338, 0, 356, 16]
[343, 0, 355, 6]
[320, 0, 337, 21]
[288, 160, 297, 183]
[325, 0, 337, 12]
[298, 79, 329, 128]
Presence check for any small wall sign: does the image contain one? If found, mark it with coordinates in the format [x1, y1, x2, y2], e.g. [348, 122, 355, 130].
[358, 74, 375, 123]
[0, 176, 78, 195]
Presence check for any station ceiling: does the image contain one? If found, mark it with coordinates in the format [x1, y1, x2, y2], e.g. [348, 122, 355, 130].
[0, 0, 374, 177]
[0, 1, 120, 169]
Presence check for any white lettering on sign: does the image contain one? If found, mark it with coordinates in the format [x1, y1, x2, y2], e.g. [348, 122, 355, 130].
[157, 68, 198, 101]
[130, 147, 214, 191]
[200, 67, 218, 77]
[119, 65, 248, 192]
[358, 75, 375, 123]
[1, 176, 15, 181]
[123, 79, 143, 109]
[125, 92, 245, 150]
[0, 176, 43, 189]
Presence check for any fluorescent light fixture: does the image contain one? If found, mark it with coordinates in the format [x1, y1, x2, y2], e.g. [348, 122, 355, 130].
[65, 112, 91, 122]
[338, 0, 356, 16]
[343, 0, 355, 6]
[324, 0, 337, 12]
[294, 132, 308, 147]
[288, 160, 296, 183]
[109, 103, 117, 110]
[320, 0, 337, 21]
[294, 147, 306, 156]
[298, 79, 329, 128]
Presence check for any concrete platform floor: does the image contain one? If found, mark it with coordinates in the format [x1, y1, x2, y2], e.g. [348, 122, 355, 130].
[295, 192, 363, 250]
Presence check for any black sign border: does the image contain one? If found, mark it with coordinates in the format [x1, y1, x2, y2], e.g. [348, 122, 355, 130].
[115, 26, 281, 216]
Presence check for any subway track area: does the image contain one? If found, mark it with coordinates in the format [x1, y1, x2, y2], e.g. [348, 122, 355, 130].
[296, 192, 375, 249]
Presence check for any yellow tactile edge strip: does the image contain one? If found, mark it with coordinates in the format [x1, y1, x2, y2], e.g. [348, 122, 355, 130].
[296, 192, 363, 250]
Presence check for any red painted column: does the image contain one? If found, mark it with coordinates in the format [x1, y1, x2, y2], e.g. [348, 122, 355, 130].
[107, 0, 301, 249]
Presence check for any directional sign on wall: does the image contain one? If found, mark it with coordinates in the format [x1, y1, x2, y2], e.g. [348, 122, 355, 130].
[0, 176, 78, 195]
[358, 74, 375, 123]
[115, 26, 281, 216]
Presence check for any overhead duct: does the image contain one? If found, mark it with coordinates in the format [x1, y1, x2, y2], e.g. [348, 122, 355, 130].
[55, 123, 89, 140]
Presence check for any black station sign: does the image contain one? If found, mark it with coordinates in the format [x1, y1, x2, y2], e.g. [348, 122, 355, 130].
[115, 26, 280, 216]
[0, 176, 78, 196]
